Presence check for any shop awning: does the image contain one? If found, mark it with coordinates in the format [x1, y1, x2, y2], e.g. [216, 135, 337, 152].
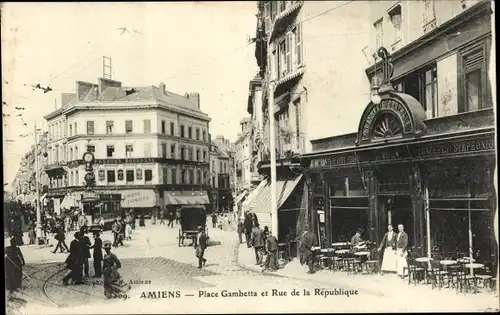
[247, 174, 303, 214]
[16, 194, 35, 205]
[60, 194, 77, 209]
[235, 191, 248, 205]
[164, 191, 210, 206]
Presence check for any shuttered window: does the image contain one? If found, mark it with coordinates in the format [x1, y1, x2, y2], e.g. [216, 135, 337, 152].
[461, 46, 488, 112]
[286, 32, 292, 73]
[294, 23, 302, 66]
[264, 2, 271, 31]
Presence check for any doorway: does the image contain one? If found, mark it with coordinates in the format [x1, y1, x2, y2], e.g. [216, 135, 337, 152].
[379, 195, 414, 247]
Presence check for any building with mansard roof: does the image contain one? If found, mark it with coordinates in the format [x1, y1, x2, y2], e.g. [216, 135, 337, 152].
[43, 77, 212, 218]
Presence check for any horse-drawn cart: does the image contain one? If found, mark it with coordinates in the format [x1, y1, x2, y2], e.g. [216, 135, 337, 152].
[177, 205, 209, 247]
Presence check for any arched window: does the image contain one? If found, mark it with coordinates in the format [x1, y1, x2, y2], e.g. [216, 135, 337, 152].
[371, 112, 403, 140]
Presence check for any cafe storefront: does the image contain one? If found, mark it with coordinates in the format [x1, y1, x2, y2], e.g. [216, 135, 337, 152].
[302, 92, 496, 265]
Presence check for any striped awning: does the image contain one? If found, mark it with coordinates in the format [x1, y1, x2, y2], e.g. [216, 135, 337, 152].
[60, 194, 77, 209]
[235, 191, 248, 205]
[16, 194, 35, 205]
[247, 174, 303, 214]
[164, 191, 210, 206]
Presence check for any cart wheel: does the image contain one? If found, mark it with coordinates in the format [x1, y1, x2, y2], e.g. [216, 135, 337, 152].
[178, 229, 181, 247]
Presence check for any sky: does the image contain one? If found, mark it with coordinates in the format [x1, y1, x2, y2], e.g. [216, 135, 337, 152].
[2, 1, 372, 188]
[2, 2, 259, 186]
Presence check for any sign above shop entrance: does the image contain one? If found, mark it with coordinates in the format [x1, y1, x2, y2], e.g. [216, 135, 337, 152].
[356, 92, 427, 146]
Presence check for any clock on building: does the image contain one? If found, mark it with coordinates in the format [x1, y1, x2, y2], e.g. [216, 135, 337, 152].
[82, 152, 95, 164]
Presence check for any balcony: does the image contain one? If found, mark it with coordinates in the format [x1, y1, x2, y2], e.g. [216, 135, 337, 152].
[44, 161, 68, 174]
[270, 1, 303, 41]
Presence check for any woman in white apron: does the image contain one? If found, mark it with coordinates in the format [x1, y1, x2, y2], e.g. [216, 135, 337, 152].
[378, 224, 398, 274]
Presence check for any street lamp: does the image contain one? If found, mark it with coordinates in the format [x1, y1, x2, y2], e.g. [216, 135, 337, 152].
[370, 76, 382, 105]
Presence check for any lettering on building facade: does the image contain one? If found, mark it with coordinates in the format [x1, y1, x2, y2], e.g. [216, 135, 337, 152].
[309, 135, 494, 168]
[361, 99, 413, 140]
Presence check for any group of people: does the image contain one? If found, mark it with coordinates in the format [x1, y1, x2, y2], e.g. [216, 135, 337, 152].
[377, 223, 409, 277]
[211, 212, 233, 231]
[63, 227, 130, 298]
[239, 212, 280, 272]
[158, 208, 180, 227]
[111, 216, 133, 247]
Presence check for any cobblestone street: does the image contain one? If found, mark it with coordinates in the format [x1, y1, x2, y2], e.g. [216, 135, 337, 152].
[6, 222, 499, 314]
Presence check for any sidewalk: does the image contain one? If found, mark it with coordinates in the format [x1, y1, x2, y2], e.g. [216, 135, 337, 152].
[236, 243, 499, 312]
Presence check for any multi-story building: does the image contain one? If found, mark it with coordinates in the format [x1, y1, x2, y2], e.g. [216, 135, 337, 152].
[209, 136, 233, 213]
[302, 0, 496, 264]
[234, 118, 254, 192]
[12, 132, 50, 207]
[43, 77, 211, 216]
[244, 1, 370, 236]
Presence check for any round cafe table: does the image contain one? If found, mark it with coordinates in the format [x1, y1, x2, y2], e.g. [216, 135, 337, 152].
[458, 257, 476, 264]
[354, 251, 370, 257]
[335, 249, 350, 255]
[320, 248, 335, 253]
[465, 263, 484, 293]
[439, 260, 457, 266]
[415, 257, 433, 263]
[332, 242, 350, 247]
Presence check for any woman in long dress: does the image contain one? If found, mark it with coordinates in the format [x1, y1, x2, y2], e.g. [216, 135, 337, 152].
[28, 220, 36, 245]
[102, 240, 131, 299]
[5, 238, 26, 295]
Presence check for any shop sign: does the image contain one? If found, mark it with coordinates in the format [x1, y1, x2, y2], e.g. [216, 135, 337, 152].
[361, 99, 412, 139]
[311, 154, 358, 168]
[414, 137, 495, 158]
[121, 190, 157, 208]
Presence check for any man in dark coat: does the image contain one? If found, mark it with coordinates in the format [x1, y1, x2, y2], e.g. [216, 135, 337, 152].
[90, 232, 103, 278]
[52, 222, 69, 253]
[244, 213, 253, 248]
[79, 227, 91, 278]
[299, 229, 318, 274]
[112, 219, 121, 247]
[194, 226, 208, 269]
[237, 219, 245, 244]
[251, 223, 265, 265]
[63, 232, 83, 285]
[264, 229, 279, 272]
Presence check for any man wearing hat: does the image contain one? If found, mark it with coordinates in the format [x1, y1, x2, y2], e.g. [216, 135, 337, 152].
[194, 225, 208, 269]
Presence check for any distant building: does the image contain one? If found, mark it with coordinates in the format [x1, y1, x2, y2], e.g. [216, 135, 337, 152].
[42, 78, 211, 216]
[209, 136, 234, 213]
[234, 118, 253, 192]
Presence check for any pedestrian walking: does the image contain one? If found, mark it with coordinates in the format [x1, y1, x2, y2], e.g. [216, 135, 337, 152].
[139, 213, 145, 227]
[102, 240, 131, 299]
[244, 213, 253, 248]
[175, 210, 180, 225]
[125, 216, 132, 241]
[63, 232, 84, 285]
[194, 226, 208, 269]
[167, 210, 174, 228]
[298, 229, 317, 274]
[263, 229, 279, 272]
[251, 223, 265, 265]
[11, 216, 24, 246]
[90, 232, 103, 278]
[52, 222, 69, 253]
[118, 219, 126, 245]
[237, 219, 244, 244]
[28, 220, 36, 245]
[112, 219, 121, 247]
[211, 213, 217, 229]
[159, 209, 166, 225]
[80, 227, 91, 278]
[5, 238, 25, 296]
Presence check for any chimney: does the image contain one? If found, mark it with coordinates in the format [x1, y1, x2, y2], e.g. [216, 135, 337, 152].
[98, 77, 122, 94]
[76, 81, 97, 101]
[61, 93, 76, 107]
[159, 82, 166, 94]
[186, 92, 200, 109]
